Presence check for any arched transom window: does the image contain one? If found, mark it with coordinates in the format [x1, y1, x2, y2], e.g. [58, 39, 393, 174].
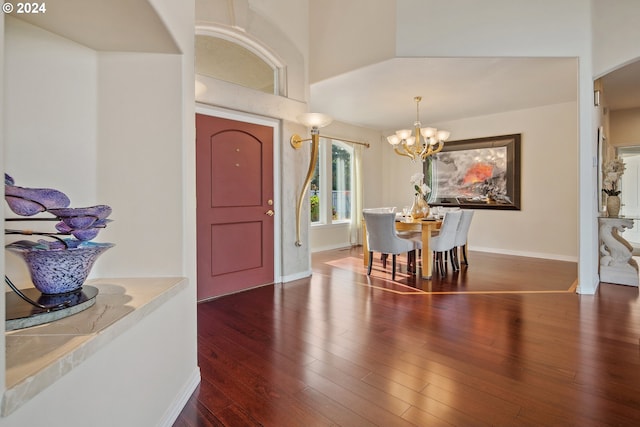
[195, 34, 278, 95]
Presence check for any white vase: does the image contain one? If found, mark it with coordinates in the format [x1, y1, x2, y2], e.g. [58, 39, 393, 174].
[606, 195, 621, 217]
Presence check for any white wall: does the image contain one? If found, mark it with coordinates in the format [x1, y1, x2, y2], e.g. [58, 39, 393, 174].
[395, 0, 596, 291]
[3, 18, 98, 199]
[309, 0, 396, 83]
[397, 0, 590, 57]
[95, 52, 184, 277]
[383, 102, 578, 260]
[2, 0, 197, 424]
[592, 0, 640, 78]
[610, 108, 640, 147]
[3, 18, 186, 278]
[3, 17, 99, 285]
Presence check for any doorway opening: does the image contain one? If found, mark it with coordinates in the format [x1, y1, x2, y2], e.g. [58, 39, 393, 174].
[618, 146, 640, 250]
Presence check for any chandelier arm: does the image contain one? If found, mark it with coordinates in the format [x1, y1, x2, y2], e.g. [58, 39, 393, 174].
[431, 141, 445, 155]
[406, 139, 421, 159]
[395, 145, 415, 160]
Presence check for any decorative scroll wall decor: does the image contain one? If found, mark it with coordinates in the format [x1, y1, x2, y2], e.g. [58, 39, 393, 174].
[425, 134, 521, 210]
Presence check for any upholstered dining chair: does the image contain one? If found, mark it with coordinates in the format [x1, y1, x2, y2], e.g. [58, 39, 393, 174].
[452, 210, 474, 270]
[364, 207, 396, 213]
[363, 210, 420, 280]
[362, 207, 397, 266]
[430, 210, 462, 276]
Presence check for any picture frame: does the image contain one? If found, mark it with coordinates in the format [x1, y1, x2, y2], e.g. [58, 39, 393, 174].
[425, 134, 521, 210]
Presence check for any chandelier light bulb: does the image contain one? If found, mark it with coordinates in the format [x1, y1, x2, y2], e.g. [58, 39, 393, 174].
[387, 135, 401, 145]
[437, 130, 451, 141]
[396, 129, 412, 140]
[421, 127, 436, 138]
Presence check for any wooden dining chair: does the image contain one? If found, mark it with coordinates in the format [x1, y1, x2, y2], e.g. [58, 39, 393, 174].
[363, 211, 420, 280]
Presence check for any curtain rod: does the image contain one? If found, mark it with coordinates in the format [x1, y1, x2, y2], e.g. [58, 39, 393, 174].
[320, 135, 370, 148]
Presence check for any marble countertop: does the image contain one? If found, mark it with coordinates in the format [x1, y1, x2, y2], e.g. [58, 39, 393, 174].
[598, 216, 640, 220]
[2, 277, 188, 416]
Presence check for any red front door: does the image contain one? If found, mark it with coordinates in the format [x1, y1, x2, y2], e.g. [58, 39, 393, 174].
[196, 114, 274, 300]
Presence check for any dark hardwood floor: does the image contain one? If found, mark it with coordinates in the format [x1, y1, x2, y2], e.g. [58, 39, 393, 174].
[174, 247, 640, 426]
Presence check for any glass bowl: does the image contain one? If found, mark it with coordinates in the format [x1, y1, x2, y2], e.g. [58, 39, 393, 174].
[6, 241, 114, 294]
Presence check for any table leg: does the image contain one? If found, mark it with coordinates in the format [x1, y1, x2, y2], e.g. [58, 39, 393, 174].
[421, 222, 434, 279]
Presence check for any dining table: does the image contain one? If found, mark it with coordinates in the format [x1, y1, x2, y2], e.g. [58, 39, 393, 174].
[362, 215, 443, 279]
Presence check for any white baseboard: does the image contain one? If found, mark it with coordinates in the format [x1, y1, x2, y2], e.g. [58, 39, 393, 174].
[311, 243, 353, 253]
[281, 269, 312, 283]
[470, 246, 578, 263]
[158, 366, 201, 427]
[577, 275, 600, 295]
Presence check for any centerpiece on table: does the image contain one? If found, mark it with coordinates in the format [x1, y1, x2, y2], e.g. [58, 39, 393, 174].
[4, 173, 114, 302]
[409, 172, 431, 219]
[602, 158, 625, 217]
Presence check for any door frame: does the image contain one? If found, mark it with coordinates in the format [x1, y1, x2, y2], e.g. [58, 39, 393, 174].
[195, 103, 282, 283]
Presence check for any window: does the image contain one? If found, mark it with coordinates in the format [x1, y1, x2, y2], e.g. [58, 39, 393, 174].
[195, 35, 277, 95]
[310, 139, 353, 224]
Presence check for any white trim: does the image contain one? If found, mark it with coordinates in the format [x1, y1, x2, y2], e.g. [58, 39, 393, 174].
[195, 103, 283, 283]
[281, 269, 312, 283]
[469, 246, 578, 263]
[311, 243, 353, 253]
[311, 221, 351, 230]
[158, 367, 201, 427]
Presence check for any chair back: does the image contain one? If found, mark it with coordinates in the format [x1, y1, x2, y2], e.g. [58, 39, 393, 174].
[431, 210, 462, 252]
[363, 211, 415, 255]
[363, 207, 396, 213]
[454, 210, 474, 246]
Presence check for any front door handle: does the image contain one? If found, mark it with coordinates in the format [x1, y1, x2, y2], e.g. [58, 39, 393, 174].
[266, 210, 275, 216]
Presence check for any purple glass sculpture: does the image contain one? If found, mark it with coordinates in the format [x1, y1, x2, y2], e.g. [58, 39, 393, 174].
[49, 205, 112, 230]
[71, 228, 100, 241]
[5, 185, 71, 216]
[48, 205, 112, 221]
[6, 240, 114, 294]
[4, 175, 115, 298]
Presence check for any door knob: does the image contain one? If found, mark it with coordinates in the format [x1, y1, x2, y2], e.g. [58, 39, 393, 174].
[266, 210, 275, 216]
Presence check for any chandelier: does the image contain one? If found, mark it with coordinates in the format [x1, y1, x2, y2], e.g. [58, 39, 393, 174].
[386, 96, 450, 162]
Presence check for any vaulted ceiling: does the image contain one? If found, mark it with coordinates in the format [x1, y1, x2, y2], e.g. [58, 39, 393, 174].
[310, 57, 578, 132]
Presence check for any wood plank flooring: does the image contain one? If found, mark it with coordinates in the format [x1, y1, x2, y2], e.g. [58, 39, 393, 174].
[173, 248, 640, 426]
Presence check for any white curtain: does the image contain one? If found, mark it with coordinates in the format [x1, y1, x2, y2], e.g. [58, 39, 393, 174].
[349, 145, 364, 246]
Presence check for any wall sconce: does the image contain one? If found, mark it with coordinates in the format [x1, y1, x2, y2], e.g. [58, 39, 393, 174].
[290, 113, 369, 247]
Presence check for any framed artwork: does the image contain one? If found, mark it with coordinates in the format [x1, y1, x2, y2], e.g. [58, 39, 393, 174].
[425, 134, 521, 210]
